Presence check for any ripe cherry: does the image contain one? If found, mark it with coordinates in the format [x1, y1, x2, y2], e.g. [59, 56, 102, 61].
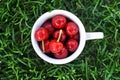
[43, 21, 55, 35]
[53, 30, 66, 42]
[54, 46, 68, 59]
[66, 39, 78, 52]
[52, 15, 66, 29]
[35, 27, 49, 41]
[40, 40, 50, 54]
[70, 33, 79, 41]
[66, 22, 78, 36]
[49, 40, 63, 54]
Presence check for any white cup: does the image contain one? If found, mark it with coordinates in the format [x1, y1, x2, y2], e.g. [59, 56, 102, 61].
[31, 10, 104, 64]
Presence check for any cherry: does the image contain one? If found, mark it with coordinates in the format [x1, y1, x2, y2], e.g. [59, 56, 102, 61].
[53, 30, 66, 42]
[66, 22, 78, 36]
[52, 15, 66, 29]
[35, 27, 49, 41]
[43, 21, 55, 35]
[49, 40, 63, 54]
[54, 46, 68, 59]
[70, 33, 79, 41]
[40, 40, 51, 54]
[66, 39, 78, 52]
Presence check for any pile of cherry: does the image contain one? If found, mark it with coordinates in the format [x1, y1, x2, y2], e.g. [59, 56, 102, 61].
[35, 15, 79, 59]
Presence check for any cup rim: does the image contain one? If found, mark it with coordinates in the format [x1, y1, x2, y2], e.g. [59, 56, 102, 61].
[31, 10, 86, 64]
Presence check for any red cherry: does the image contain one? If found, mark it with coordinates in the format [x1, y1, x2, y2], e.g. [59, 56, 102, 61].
[49, 40, 63, 54]
[53, 30, 66, 42]
[44, 40, 50, 53]
[54, 46, 68, 59]
[40, 40, 50, 54]
[70, 33, 80, 41]
[52, 15, 66, 29]
[35, 27, 49, 41]
[43, 21, 55, 35]
[66, 22, 78, 36]
[66, 39, 78, 52]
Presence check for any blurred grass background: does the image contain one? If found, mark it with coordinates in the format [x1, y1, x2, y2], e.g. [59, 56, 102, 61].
[0, 0, 120, 80]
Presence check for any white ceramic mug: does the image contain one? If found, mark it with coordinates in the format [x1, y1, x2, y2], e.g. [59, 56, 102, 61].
[31, 10, 104, 64]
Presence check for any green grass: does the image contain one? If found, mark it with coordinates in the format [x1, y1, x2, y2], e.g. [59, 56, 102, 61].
[0, 0, 120, 80]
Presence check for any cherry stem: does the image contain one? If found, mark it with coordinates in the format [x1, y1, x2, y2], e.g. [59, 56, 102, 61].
[57, 29, 62, 42]
[42, 40, 45, 53]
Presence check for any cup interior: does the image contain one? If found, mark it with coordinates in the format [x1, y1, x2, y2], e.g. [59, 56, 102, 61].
[31, 10, 86, 64]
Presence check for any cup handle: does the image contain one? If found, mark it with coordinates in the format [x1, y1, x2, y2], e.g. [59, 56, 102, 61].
[86, 32, 104, 40]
